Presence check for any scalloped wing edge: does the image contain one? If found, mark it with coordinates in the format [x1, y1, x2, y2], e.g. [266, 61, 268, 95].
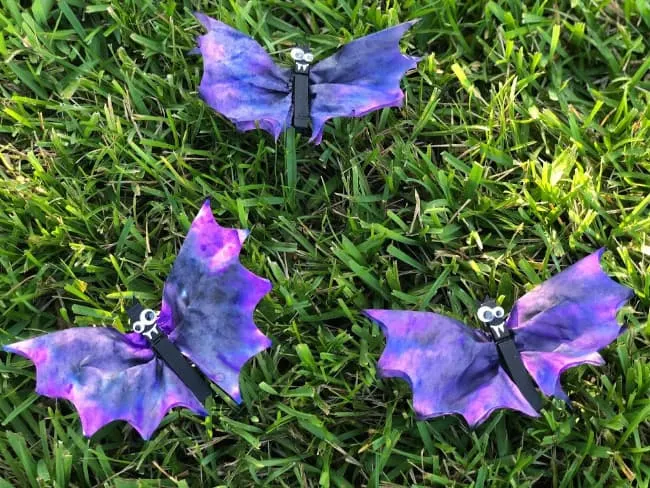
[214, 266, 272, 404]
[511, 248, 633, 400]
[3, 336, 207, 440]
[194, 13, 291, 140]
[364, 309, 539, 427]
[309, 19, 421, 143]
[184, 200, 272, 404]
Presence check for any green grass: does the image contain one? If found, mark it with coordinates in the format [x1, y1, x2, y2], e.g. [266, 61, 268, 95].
[0, 0, 649, 486]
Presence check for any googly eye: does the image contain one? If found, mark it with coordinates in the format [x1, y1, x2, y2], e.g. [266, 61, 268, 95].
[477, 306, 494, 322]
[290, 47, 304, 61]
[139, 309, 156, 325]
[303, 52, 314, 63]
[133, 321, 144, 334]
[493, 307, 505, 318]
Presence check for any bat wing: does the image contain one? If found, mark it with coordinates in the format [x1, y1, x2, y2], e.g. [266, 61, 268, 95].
[158, 200, 272, 403]
[3, 328, 206, 439]
[195, 14, 293, 139]
[509, 249, 633, 399]
[308, 21, 420, 143]
[365, 310, 538, 427]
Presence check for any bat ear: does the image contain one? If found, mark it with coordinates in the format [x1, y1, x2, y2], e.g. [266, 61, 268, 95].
[126, 300, 145, 324]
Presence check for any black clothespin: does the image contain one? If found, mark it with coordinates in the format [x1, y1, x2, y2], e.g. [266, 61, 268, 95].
[290, 46, 313, 132]
[128, 301, 212, 403]
[477, 299, 543, 411]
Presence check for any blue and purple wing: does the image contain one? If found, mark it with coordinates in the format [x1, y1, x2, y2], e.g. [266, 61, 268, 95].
[158, 200, 272, 404]
[3, 201, 272, 439]
[195, 14, 292, 140]
[510, 249, 633, 399]
[365, 310, 538, 427]
[3, 328, 206, 440]
[309, 21, 420, 143]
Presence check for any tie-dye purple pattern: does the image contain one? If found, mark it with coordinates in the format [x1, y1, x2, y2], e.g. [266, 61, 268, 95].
[365, 250, 632, 427]
[195, 14, 293, 140]
[195, 14, 419, 143]
[509, 248, 633, 399]
[364, 310, 538, 427]
[2, 201, 272, 439]
[158, 200, 272, 404]
[3, 329, 206, 439]
[309, 21, 420, 143]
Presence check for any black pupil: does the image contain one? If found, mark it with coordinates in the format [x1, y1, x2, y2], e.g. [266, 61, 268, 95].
[145, 311, 155, 321]
[484, 311, 493, 320]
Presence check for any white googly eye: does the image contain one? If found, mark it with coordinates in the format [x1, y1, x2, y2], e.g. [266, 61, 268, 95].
[477, 306, 494, 323]
[493, 306, 505, 318]
[133, 321, 145, 334]
[290, 47, 304, 61]
[139, 309, 157, 325]
[303, 52, 314, 63]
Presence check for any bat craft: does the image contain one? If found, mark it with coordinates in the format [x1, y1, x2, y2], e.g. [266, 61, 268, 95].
[194, 13, 420, 143]
[365, 249, 633, 427]
[3, 201, 272, 439]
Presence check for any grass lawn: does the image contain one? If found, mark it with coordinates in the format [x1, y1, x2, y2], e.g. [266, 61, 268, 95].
[1, 0, 649, 486]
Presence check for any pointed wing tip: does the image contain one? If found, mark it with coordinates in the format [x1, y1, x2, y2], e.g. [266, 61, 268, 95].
[130, 423, 156, 441]
[80, 398, 210, 441]
[3, 340, 39, 362]
[363, 308, 380, 318]
[388, 18, 420, 33]
[364, 308, 395, 320]
[376, 365, 413, 385]
[243, 272, 272, 309]
[82, 419, 153, 441]
[237, 228, 250, 244]
[413, 408, 486, 427]
[365, 309, 422, 334]
[191, 201, 260, 260]
[407, 56, 422, 70]
[234, 119, 287, 141]
[591, 247, 634, 301]
[231, 323, 272, 369]
[256, 331, 273, 352]
[414, 404, 542, 428]
[262, 276, 273, 294]
[464, 407, 542, 428]
[195, 201, 217, 227]
[194, 12, 224, 31]
[79, 411, 115, 440]
[363, 309, 391, 333]
[591, 246, 612, 270]
[308, 132, 323, 144]
[194, 12, 211, 28]
[80, 425, 102, 440]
